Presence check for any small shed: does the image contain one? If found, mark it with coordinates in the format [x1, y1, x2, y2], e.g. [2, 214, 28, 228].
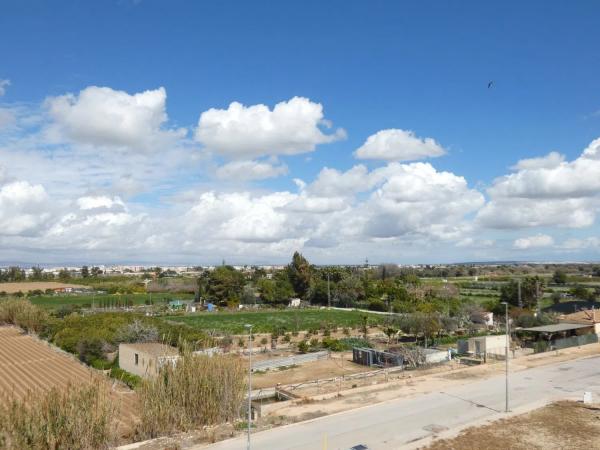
[119, 343, 180, 378]
[352, 347, 403, 367]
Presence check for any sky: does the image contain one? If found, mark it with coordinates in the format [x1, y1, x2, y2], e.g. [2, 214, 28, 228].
[1, 0, 600, 265]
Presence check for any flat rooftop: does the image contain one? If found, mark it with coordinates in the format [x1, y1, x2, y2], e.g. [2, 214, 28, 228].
[521, 323, 592, 333]
[120, 342, 179, 357]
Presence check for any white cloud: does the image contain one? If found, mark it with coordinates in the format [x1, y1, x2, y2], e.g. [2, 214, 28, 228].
[511, 151, 565, 170]
[513, 234, 554, 249]
[215, 160, 288, 181]
[0, 79, 10, 97]
[479, 138, 600, 230]
[45, 86, 186, 151]
[195, 96, 345, 159]
[0, 180, 51, 236]
[354, 129, 446, 162]
[76, 195, 126, 211]
[560, 237, 600, 250]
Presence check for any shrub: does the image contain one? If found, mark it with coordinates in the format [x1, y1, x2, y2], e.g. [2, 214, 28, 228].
[297, 340, 309, 353]
[116, 320, 159, 344]
[110, 367, 142, 389]
[368, 299, 386, 312]
[0, 298, 48, 334]
[0, 380, 116, 449]
[137, 345, 245, 438]
[309, 337, 320, 348]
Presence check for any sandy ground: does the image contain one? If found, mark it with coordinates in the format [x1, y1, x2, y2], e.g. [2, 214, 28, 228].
[423, 401, 600, 450]
[0, 281, 87, 293]
[252, 352, 373, 389]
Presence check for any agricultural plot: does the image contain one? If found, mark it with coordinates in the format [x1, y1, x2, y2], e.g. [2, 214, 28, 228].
[165, 309, 384, 334]
[0, 326, 94, 398]
[29, 292, 193, 310]
[0, 326, 138, 432]
[0, 281, 87, 294]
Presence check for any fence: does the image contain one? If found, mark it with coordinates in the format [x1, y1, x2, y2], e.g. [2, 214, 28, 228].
[251, 350, 329, 372]
[533, 333, 598, 353]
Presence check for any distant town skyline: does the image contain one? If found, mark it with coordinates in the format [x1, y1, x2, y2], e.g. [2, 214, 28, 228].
[1, 1, 600, 264]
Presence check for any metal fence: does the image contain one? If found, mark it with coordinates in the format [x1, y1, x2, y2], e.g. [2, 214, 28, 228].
[251, 350, 329, 372]
[533, 333, 598, 353]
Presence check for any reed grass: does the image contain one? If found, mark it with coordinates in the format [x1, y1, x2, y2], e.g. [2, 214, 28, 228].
[136, 344, 246, 438]
[0, 380, 116, 450]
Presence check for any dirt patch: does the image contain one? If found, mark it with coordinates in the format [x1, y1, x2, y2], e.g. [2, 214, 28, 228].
[423, 401, 600, 450]
[0, 281, 87, 293]
[252, 353, 372, 389]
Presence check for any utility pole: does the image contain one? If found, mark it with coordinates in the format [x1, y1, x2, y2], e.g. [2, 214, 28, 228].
[517, 279, 522, 308]
[244, 324, 253, 450]
[327, 272, 331, 309]
[501, 301, 509, 413]
[536, 280, 540, 315]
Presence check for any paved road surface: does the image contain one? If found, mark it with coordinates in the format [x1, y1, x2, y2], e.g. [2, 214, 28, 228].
[199, 355, 600, 450]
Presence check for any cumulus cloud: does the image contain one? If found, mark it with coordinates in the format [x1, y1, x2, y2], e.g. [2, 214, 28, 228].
[0, 180, 51, 236]
[195, 96, 345, 159]
[513, 234, 554, 249]
[511, 151, 565, 170]
[215, 160, 288, 181]
[0, 79, 9, 96]
[354, 129, 446, 162]
[45, 86, 186, 151]
[478, 138, 600, 230]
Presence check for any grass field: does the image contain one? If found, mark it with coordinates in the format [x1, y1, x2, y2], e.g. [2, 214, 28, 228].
[29, 292, 194, 310]
[165, 309, 384, 334]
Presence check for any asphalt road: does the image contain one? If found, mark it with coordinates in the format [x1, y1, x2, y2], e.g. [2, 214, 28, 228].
[199, 355, 600, 450]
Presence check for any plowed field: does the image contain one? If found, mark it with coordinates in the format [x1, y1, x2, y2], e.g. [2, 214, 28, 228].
[0, 281, 87, 293]
[0, 326, 138, 438]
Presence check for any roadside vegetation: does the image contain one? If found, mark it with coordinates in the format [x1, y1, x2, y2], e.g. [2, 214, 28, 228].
[0, 380, 116, 450]
[137, 345, 245, 439]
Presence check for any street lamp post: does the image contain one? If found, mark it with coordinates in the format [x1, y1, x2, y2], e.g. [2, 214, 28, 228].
[244, 324, 253, 450]
[501, 301, 509, 412]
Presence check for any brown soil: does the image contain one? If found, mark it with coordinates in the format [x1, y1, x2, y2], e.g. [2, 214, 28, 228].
[0, 326, 138, 440]
[0, 281, 87, 293]
[424, 401, 600, 450]
[252, 353, 373, 389]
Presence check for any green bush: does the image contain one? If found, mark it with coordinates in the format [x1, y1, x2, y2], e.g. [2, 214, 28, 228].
[297, 340, 309, 353]
[110, 367, 142, 389]
[368, 299, 386, 312]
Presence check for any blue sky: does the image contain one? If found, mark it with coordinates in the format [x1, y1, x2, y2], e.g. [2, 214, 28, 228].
[1, 1, 599, 265]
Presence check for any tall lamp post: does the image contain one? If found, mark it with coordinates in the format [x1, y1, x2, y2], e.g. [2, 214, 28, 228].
[500, 301, 509, 413]
[244, 324, 253, 450]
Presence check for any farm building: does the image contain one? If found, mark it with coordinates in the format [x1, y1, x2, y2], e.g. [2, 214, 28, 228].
[457, 335, 508, 359]
[119, 343, 179, 378]
[558, 309, 600, 335]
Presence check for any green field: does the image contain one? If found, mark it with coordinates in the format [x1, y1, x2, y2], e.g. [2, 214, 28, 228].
[165, 309, 385, 334]
[29, 292, 193, 310]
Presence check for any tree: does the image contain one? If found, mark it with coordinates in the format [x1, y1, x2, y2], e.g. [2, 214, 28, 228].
[58, 268, 71, 282]
[287, 252, 312, 300]
[91, 266, 103, 277]
[81, 265, 90, 278]
[500, 277, 544, 309]
[552, 270, 567, 285]
[30, 266, 44, 281]
[207, 266, 245, 306]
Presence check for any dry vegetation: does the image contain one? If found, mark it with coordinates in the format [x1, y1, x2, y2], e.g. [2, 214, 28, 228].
[137, 346, 246, 439]
[425, 401, 600, 450]
[0, 381, 116, 450]
[0, 281, 87, 294]
[0, 298, 48, 333]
